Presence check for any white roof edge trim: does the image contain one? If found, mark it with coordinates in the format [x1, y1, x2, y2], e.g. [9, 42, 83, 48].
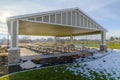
[7, 7, 79, 20]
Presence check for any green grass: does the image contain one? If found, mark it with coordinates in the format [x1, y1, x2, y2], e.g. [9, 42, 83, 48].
[74, 41, 120, 49]
[58, 41, 120, 49]
[0, 65, 87, 80]
[0, 64, 116, 80]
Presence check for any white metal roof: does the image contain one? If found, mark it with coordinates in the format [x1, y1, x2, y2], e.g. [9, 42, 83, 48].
[7, 8, 107, 36]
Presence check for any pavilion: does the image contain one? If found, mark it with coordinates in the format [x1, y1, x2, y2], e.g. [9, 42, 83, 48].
[7, 8, 107, 65]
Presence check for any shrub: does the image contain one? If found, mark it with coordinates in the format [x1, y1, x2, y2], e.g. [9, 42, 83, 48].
[84, 64, 88, 66]
[0, 53, 8, 62]
[103, 59, 106, 62]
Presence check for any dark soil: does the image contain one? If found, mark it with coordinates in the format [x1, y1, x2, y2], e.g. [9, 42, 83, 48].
[0, 57, 8, 76]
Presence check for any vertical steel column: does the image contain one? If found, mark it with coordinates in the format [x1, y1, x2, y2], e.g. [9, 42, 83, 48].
[100, 31, 107, 51]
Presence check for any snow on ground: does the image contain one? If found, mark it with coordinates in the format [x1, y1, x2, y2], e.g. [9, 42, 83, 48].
[76, 51, 110, 63]
[68, 50, 120, 80]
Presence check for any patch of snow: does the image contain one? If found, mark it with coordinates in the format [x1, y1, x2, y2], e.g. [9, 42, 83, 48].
[76, 51, 110, 63]
[68, 50, 120, 79]
[36, 64, 42, 68]
[20, 60, 36, 69]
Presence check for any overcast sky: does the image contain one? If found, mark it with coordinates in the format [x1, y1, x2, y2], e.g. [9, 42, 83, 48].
[0, 0, 120, 38]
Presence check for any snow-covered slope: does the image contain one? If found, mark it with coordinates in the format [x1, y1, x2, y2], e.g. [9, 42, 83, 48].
[68, 51, 120, 80]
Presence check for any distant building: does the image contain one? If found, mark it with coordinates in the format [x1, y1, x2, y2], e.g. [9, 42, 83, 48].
[110, 37, 120, 41]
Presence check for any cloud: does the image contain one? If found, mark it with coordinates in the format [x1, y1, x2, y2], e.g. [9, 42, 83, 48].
[82, 0, 119, 12]
[0, 0, 119, 16]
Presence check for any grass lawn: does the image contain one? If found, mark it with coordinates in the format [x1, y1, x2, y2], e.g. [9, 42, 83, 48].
[0, 64, 110, 80]
[0, 65, 85, 80]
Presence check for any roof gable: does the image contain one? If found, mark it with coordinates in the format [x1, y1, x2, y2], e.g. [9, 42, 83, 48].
[7, 8, 107, 32]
